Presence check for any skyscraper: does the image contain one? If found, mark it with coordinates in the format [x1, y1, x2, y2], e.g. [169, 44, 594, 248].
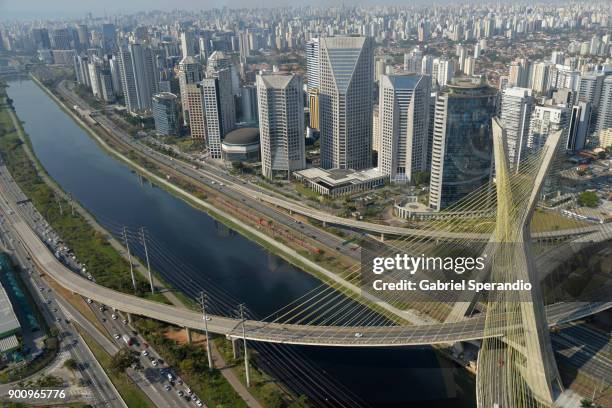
[500, 87, 534, 170]
[206, 67, 235, 136]
[305, 38, 320, 92]
[319, 36, 374, 170]
[51, 28, 71, 50]
[101, 23, 117, 53]
[432, 58, 453, 87]
[429, 78, 496, 211]
[32, 28, 51, 50]
[201, 77, 223, 158]
[178, 56, 203, 125]
[597, 76, 612, 138]
[528, 104, 569, 196]
[117, 43, 159, 113]
[256, 74, 306, 179]
[152, 93, 180, 136]
[378, 74, 431, 183]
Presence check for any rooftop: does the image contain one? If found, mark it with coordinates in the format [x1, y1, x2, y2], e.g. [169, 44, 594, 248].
[223, 127, 260, 145]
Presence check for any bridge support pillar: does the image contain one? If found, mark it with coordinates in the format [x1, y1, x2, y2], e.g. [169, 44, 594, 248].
[322, 221, 326, 227]
[231, 338, 238, 360]
[126, 313, 132, 324]
[380, 233, 385, 242]
[185, 327, 192, 344]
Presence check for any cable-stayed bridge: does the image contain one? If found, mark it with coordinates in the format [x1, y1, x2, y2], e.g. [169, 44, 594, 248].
[0, 115, 610, 407]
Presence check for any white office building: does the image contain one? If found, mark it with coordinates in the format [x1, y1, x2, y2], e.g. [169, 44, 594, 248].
[319, 36, 374, 170]
[378, 74, 431, 183]
[256, 73, 306, 179]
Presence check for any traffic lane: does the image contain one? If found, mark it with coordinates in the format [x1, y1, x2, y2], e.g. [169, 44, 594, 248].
[92, 307, 193, 407]
[12, 252, 122, 407]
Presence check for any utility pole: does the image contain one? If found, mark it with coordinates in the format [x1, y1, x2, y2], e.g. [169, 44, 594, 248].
[139, 227, 154, 293]
[67, 192, 75, 216]
[54, 195, 63, 216]
[199, 291, 213, 370]
[122, 227, 137, 292]
[238, 303, 250, 387]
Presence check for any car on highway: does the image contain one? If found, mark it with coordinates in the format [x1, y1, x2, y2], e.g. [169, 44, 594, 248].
[111, 314, 118, 320]
[164, 384, 171, 391]
[114, 334, 121, 340]
[354, 332, 363, 338]
[142, 350, 149, 357]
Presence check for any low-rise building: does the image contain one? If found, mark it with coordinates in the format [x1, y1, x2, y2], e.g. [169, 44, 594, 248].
[221, 127, 260, 163]
[293, 168, 387, 196]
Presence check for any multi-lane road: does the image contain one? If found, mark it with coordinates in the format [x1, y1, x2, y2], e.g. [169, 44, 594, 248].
[56, 79, 604, 250]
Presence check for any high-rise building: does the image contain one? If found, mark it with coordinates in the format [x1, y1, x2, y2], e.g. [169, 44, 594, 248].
[101, 23, 117, 53]
[206, 66, 236, 136]
[567, 102, 591, 151]
[152, 92, 180, 136]
[432, 58, 453, 87]
[76, 24, 89, 50]
[596, 76, 612, 138]
[378, 74, 431, 183]
[305, 38, 320, 92]
[308, 89, 319, 130]
[117, 43, 159, 113]
[319, 36, 374, 170]
[421, 55, 434, 75]
[577, 72, 605, 133]
[403, 48, 423, 73]
[531, 62, 551, 94]
[178, 56, 203, 125]
[51, 28, 71, 50]
[239, 85, 258, 124]
[180, 31, 196, 58]
[200, 78, 223, 158]
[463, 56, 475, 76]
[32, 28, 51, 49]
[500, 87, 535, 169]
[256, 73, 306, 179]
[528, 104, 569, 196]
[429, 79, 496, 211]
[185, 83, 206, 140]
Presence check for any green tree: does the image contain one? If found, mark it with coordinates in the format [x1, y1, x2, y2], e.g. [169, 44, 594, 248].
[264, 390, 284, 408]
[179, 358, 194, 373]
[288, 395, 311, 408]
[577, 191, 600, 208]
[412, 171, 430, 187]
[63, 358, 77, 370]
[110, 347, 141, 373]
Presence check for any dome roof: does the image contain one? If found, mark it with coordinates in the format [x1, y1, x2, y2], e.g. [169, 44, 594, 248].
[223, 127, 260, 146]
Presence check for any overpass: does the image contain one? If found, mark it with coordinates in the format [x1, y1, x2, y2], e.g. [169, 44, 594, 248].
[3, 202, 609, 348]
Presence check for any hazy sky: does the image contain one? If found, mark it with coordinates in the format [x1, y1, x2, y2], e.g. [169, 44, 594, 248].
[1, 0, 346, 20]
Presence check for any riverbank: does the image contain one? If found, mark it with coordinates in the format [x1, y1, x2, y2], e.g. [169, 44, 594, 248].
[40, 75, 417, 326]
[0, 81, 281, 408]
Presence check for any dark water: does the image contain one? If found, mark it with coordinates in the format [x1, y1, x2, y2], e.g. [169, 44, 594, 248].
[6, 79, 475, 408]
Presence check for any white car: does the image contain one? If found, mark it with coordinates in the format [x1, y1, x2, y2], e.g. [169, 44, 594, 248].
[111, 314, 118, 320]
[354, 332, 363, 338]
[142, 350, 149, 357]
[114, 334, 121, 340]
[152, 360, 158, 366]
[196, 400, 203, 407]
[122, 319, 128, 325]
[86, 298, 93, 304]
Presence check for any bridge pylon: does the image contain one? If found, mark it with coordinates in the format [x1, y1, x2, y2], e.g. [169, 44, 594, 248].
[475, 118, 563, 407]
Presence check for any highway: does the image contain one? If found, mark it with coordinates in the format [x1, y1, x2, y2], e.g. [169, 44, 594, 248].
[0, 183, 609, 347]
[0, 164, 201, 408]
[0, 216, 125, 407]
[56, 79, 604, 245]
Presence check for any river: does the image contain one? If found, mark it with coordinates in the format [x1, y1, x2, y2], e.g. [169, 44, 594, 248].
[6, 78, 475, 408]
